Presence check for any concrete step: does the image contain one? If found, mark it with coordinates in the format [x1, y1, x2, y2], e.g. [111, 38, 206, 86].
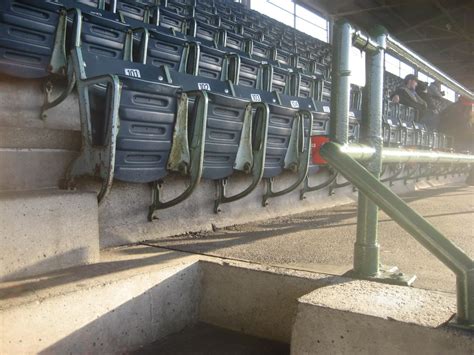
[291, 280, 473, 354]
[0, 189, 99, 281]
[1, 247, 468, 354]
[0, 126, 80, 192]
[0, 148, 77, 191]
[0, 248, 325, 354]
[0, 126, 81, 150]
[0, 75, 80, 131]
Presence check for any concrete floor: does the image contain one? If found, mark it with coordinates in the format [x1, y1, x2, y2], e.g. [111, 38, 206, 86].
[130, 322, 289, 355]
[146, 184, 474, 294]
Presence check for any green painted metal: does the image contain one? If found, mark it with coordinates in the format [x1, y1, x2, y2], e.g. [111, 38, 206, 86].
[353, 26, 386, 277]
[321, 141, 474, 327]
[65, 47, 122, 204]
[97, 0, 106, 10]
[330, 19, 474, 327]
[48, 10, 68, 75]
[299, 168, 338, 200]
[335, 144, 474, 164]
[41, 8, 82, 120]
[262, 110, 314, 206]
[351, 30, 379, 55]
[329, 20, 352, 144]
[148, 90, 209, 221]
[214, 102, 270, 213]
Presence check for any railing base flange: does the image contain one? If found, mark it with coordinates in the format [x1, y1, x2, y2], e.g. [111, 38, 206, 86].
[448, 317, 474, 331]
[345, 265, 417, 286]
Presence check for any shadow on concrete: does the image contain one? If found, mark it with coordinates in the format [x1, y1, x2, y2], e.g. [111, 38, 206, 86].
[139, 209, 472, 260]
[37, 264, 199, 354]
[0, 249, 183, 301]
[1, 247, 91, 283]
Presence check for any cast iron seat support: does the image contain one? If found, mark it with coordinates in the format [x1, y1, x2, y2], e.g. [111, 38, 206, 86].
[214, 101, 270, 213]
[262, 108, 313, 206]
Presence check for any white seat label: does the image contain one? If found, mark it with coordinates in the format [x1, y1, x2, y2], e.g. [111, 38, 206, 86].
[124, 69, 141, 78]
[198, 83, 211, 91]
[290, 100, 299, 108]
[251, 94, 261, 102]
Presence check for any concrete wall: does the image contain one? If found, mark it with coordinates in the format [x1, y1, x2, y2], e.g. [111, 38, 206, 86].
[291, 279, 474, 354]
[199, 260, 339, 343]
[0, 252, 202, 354]
[2, 252, 471, 354]
[0, 190, 100, 281]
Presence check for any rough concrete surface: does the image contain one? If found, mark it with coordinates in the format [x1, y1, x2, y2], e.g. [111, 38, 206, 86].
[0, 148, 78, 191]
[130, 322, 289, 355]
[291, 280, 473, 355]
[147, 183, 474, 294]
[199, 260, 340, 343]
[0, 190, 99, 281]
[0, 246, 470, 354]
[0, 247, 202, 354]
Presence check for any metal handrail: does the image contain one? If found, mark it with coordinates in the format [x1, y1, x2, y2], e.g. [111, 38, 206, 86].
[321, 142, 474, 327]
[330, 19, 474, 328]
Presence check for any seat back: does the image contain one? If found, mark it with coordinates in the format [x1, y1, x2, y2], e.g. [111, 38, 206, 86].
[114, 0, 151, 22]
[232, 86, 309, 178]
[382, 100, 401, 146]
[191, 43, 228, 81]
[217, 28, 241, 48]
[74, 44, 181, 183]
[0, 0, 62, 78]
[170, 70, 266, 180]
[229, 55, 263, 89]
[77, 8, 133, 60]
[187, 19, 218, 43]
[146, 28, 190, 72]
[158, 6, 187, 33]
[263, 65, 292, 95]
[293, 72, 320, 100]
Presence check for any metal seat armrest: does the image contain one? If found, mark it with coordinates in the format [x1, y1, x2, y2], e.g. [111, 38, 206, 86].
[148, 90, 209, 220]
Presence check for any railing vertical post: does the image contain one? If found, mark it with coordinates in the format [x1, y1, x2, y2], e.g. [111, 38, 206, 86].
[353, 27, 385, 277]
[330, 20, 352, 145]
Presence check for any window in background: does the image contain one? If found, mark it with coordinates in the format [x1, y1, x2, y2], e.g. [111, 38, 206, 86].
[295, 4, 329, 42]
[251, 0, 294, 26]
[385, 53, 400, 76]
[441, 85, 456, 102]
[417, 72, 434, 84]
[384, 53, 415, 78]
[350, 47, 366, 87]
[399, 61, 415, 78]
[251, 0, 329, 42]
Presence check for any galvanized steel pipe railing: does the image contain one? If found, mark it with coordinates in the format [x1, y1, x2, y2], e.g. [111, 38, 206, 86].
[338, 144, 474, 164]
[353, 25, 386, 277]
[330, 20, 352, 144]
[329, 20, 474, 328]
[321, 141, 474, 328]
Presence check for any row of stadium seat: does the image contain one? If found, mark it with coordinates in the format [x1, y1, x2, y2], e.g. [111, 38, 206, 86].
[382, 72, 452, 150]
[0, 0, 345, 218]
[0, 0, 457, 218]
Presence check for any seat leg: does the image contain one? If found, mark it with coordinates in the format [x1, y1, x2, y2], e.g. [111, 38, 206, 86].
[41, 62, 76, 120]
[213, 102, 269, 213]
[262, 111, 313, 206]
[262, 177, 274, 207]
[148, 91, 209, 221]
[299, 168, 337, 200]
[64, 73, 121, 204]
